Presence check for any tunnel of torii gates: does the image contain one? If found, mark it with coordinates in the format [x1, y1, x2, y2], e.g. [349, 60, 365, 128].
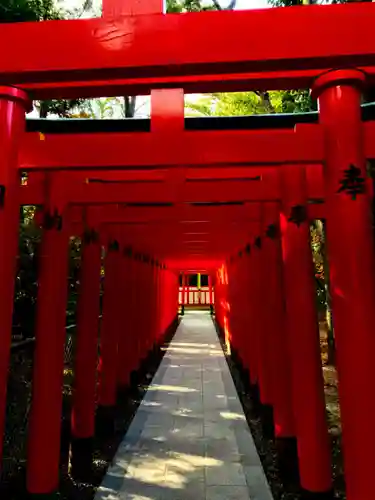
[3, 2, 375, 500]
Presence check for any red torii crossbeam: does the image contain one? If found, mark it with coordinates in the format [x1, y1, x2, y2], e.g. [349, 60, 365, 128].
[1, 4, 375, 95]
[21, 165, 324, 205]
[20, 126, 323, 169]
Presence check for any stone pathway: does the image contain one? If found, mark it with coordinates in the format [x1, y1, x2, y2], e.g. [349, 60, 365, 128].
[95, 311, 273, 500]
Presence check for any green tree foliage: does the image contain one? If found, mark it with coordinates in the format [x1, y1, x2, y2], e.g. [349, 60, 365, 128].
[310, 220, 335, 363]
[278, 89, 316, 113]
[37, 99, 85, 118]
[188, 91, 280, 116]
[166, 0, 216, 11]
[0, 0, 60, 22]
[14, 213, 40, 338]
[166, 0, 236, 12]
[269, 0, 352, 5]
[187, 88, 315, 116]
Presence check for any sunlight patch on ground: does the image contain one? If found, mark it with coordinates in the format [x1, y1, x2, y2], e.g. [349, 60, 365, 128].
[172, 342, 212, 348]
[139, 401, 162, 408]
[124, 451, 222, 489]
[147, 384, 198, 393]
[219, 411, 246, 421]
[160, 346, 223, 355]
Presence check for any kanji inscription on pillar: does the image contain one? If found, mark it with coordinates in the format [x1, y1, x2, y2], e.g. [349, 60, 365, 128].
[266, 223, 279, 239]
[0, 185, 6, 208]
[288, 205, 307, 227]
[337, 164, 366, 200]
[108, 239, 119, 251]
[254, 236, 262, 248]
[83, 228, 99, 244]
[43, 209, 63, 231]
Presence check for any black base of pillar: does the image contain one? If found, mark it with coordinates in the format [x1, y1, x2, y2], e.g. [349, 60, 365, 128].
[275, 436, 300, 490]
[231, 349, 249, 381]
[70, 436, 93, 482]
[239, 362, 250, 381]
[96, 405, 116, 437]
[249, 383, 261, 414]
[117, 384, 130, 402]
[130, 369, 139, 388]
[28, 492, 59, 500]
[300, 488, 334, 500]
[241, 367, 251, 390]
[149, 344, 160, 366]
[60, 416, 71, 458]
[209, 304, 214, 315]
[181, 305, 185, 315]
[230, 347, 239, 366]
[259, 404, 275, 440]
[234, 351, 243, 370]
[138, 356, 149, 377]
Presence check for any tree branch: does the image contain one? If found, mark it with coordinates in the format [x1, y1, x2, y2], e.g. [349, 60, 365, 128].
[211, 0, 237, 10]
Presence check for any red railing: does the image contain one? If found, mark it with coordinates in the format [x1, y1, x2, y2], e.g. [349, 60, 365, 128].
[178, 286, 214, 306]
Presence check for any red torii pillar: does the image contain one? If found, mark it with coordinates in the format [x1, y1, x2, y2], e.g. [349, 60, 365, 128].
[208, 275, 213, 314]
[246, 233, 262, 406]
[181, 272, 186, 314]
[137, 254, 149, 365]
[239, 248, 252, 381]
[150, 260, 160, 348]
[171, 269, 179, 328]
[27, 200, 71, 496]
[158, 265, 167, 342]
[0, 87, 30, 468]
[97, 237, 121, 435]
[238, 255, 248, 366]
[140, 256, 150, 358]
[312, 69, 375, 500]
[226, 260, 238, 355]
[70, 219, 102, 480]
[163, 269, 178, 332]
[221, 266, 230, 348]
[165, 267, 172, 337]
[261, 201, 298, 486]
[145, 258, 162, 360]
[234, 252, 247, 372]
[280, 164, 332, 497]
[131, 253, 143, 379]
[214, 270, 221, 326]
[130, 250, 141, 381]
[117, 246, 134, 395]
[252, 221, 275, 436]
[157, 266, 164, 339]
[126, 250, 142, 388]
[239, 248, 255, 385]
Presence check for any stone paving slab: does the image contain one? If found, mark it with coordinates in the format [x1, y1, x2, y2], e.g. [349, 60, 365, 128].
[95, 311, 274, 500]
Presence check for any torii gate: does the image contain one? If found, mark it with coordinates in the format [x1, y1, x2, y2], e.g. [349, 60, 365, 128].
[0, 1, 374, 500]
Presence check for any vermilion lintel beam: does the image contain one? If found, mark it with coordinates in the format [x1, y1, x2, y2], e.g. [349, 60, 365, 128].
[2, 5, 375, 90]
[20, 126, 324, 169]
